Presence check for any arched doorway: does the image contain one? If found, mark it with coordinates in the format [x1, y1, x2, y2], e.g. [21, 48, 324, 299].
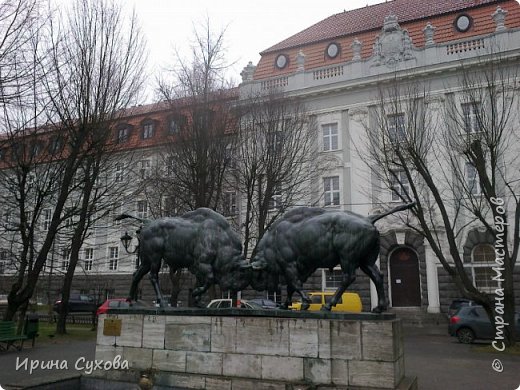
[390, 247, 421, 307]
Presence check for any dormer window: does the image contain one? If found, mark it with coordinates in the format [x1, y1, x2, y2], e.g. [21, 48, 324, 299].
[116, 125, 130, 144]
[49, 137, 64, 155]
[31, 141, 43, 158]
[142, 120, 155, 139]
[168, 115, 186, 135]
[168, 118, 179, 135]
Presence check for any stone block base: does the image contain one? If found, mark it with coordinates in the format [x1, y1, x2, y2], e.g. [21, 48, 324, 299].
[93, 308, 416, 389]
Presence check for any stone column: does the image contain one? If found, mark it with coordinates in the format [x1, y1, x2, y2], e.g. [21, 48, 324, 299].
[424, 242, 440, 313]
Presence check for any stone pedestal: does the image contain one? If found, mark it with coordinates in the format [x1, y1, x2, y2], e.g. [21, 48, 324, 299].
[93, 308, 417, 389]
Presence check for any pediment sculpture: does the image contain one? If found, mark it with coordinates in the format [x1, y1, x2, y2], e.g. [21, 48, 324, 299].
[372, 15, 415, 67]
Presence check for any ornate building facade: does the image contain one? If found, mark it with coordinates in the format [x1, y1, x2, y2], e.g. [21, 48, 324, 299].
[1, 0, 520, 314]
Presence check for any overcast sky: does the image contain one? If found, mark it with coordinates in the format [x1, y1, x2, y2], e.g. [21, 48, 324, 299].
[119, 0, 382, 101]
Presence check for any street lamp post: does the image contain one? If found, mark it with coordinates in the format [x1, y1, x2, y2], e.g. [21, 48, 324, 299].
[120, 230, 141, 270]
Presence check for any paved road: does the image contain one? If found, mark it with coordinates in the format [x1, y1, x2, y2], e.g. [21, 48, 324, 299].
[0, 324, 519, 389]
[404, 325, 520, 390]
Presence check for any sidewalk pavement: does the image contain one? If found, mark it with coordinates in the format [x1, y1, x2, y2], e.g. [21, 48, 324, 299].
[0, 339, 95, 389]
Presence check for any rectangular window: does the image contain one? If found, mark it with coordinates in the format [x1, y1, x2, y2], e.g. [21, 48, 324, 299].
[324, 269, 343, 289]
[322, 123, 339, 151]
[2, 211, 10, 227]
[143, 122, 154, 139]
[137, 200, 149, 219]
[0, 249, 7, 274]
[42, 208, 52, 231]
[388, 114, 406, 143]
[462, 102, 481, 133]
[24, 210, 33, 225]
[49, 137, 63, 155]
[138, 159, 151, 178]
[225, 145, 236, 169]
[109, 247, 118, 271]
[222, 191, 237, 216]
[268, 189, 282, 210]
[267, 130, 285, 153]
[166, 157, 175, 177]
[84, 248, 94, 271]
[390, 170, 409, 201]
[168, 118, 179, 135]
[117, 127, 129, 144]
[114, 162, 124, 183]
[465, 162, 481, 195]
[323, 176, 340, 206]
[61, 248, 70, 271]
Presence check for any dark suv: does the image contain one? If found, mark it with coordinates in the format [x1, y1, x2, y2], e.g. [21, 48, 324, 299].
[53, 293, 97, 314]
[447, 298, 476, 318]
[448, 305, 520, 343]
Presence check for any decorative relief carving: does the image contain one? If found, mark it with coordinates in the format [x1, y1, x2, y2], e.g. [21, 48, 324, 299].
[425, 95, 445, 111]
[372, 15, 415, 67]
[349, 107, 368, 123]
[492, 6, 508, 32]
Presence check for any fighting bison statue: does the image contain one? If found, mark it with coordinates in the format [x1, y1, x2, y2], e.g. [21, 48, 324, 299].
[249, 203, 415, 313]
[119, 208, 249, 307]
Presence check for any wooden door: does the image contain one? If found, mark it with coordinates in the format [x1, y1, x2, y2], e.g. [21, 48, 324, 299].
[390, 247, 421, 307]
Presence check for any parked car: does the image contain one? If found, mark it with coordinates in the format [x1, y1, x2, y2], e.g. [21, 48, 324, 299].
[206, 299, 263, 309]
[53, 293, 97, 314]
[448, 305, 520, 344]
[447, 298, 476, 318]
[96, 298, 151, 316]
[289, 291, 362, 313]
[247, 298, 280, 309]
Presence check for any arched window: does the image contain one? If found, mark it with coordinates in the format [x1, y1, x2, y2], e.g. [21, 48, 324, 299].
[470, 244, 496, 293]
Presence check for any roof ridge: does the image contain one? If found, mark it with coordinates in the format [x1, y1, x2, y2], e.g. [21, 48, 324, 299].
[261, 0, 500, 54]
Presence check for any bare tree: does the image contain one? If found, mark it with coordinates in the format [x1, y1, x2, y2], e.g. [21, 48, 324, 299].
[0, 0, 58, 328]
[45, 0, 146, 334]
[1, 0, 146, 333]
[153, 19, 236, 213]
[0, 0, 41, 106]
[361, 54, 519, 346]
[235, 90, 320, 258]
[143, 20, 236, 305]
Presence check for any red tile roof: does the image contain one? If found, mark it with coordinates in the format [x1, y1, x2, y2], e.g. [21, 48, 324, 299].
[262, 0, 502, 54]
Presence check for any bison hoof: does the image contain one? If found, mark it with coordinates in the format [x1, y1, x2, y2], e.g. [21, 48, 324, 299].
[371, 305, 387, 313]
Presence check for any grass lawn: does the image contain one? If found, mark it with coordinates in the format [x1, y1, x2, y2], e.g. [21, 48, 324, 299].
[36, 322, 97, 345]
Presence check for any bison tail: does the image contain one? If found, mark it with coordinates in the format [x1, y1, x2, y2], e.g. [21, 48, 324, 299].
[114, 213, 145, 223]
[368, 202, 416, 224]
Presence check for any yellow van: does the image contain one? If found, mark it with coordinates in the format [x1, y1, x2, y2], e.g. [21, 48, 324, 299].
[289, 291, 362, 313]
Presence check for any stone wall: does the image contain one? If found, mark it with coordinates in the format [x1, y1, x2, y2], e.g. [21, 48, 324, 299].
[94, 310, 416, 389]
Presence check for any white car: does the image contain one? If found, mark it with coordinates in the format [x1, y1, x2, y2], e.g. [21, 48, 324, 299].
[206, 299, 262, 309]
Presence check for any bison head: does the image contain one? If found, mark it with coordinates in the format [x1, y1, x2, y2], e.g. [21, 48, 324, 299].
[217, 256, 253, 292]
